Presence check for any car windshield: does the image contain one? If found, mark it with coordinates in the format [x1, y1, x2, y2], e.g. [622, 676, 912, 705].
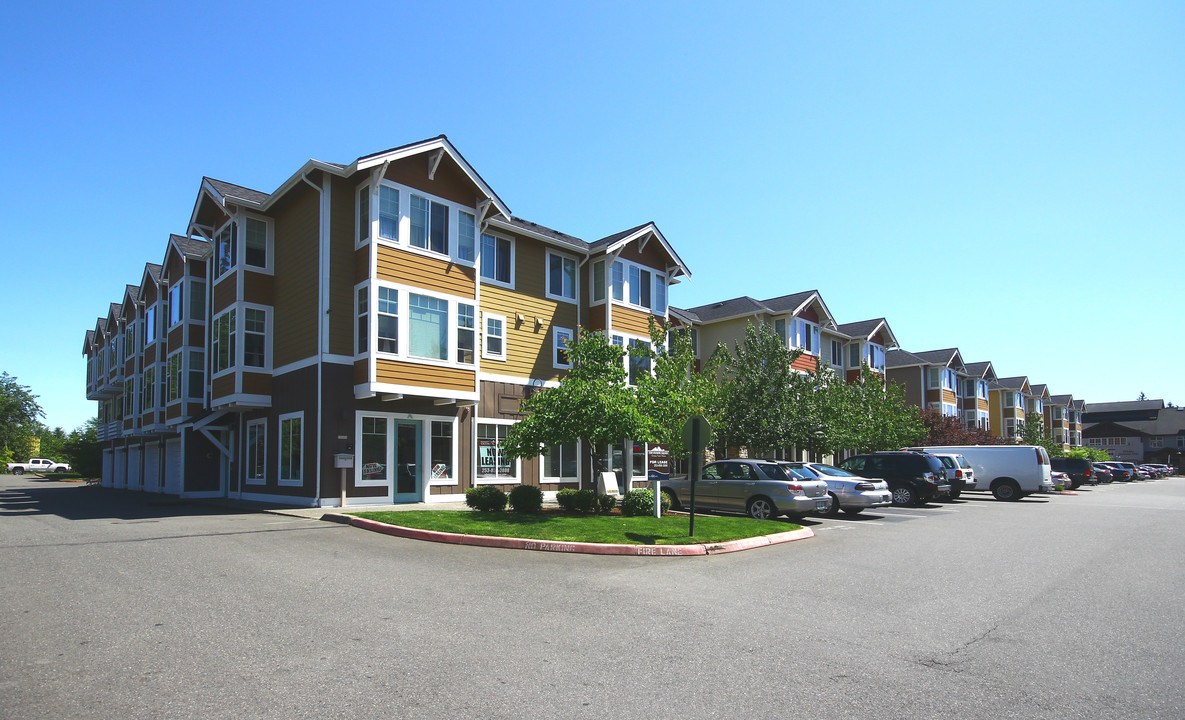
[808, 464, 858, 477]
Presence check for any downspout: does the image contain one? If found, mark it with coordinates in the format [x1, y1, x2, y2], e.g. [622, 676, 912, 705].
[301, 172, 328, 506]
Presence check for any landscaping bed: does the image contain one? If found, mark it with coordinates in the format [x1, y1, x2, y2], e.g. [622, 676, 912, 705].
[348, 509, 797, 546]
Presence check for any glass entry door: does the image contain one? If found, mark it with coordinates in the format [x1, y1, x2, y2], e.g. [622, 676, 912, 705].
[393, 421, 421, 502]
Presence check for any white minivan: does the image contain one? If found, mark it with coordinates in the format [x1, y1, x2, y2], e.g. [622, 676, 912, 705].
[902, 445, 1054, 501]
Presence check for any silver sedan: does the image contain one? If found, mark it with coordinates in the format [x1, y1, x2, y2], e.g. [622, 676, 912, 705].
[662, 459, 831, 520]
[798, 462, 892, 515]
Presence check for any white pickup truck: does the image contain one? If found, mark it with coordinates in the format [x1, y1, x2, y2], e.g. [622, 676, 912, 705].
[6, 458, 72, 474]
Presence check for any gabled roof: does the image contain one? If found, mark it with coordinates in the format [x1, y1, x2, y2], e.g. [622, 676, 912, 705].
[679, 296, 769, 323]
[993, 376, 1030, 392]
[82, 329, 95, 356]
[1049, 394, 1073, 405]
[834, 318, 897, 348]
[910, 348, 964, 370]
[589, 221, 691, 280]
[962, 361, 996, 381]
[1084, 400, 1165, 414]
[668, 307, 701, 326]
[885, 348, 929, 369]
[1030, 383, 1051, 399]
[1072, 399, 1087, 411]
[169, 234, 209, 260]
[205, 177, 271, 206]
[496, 216, 586, 253]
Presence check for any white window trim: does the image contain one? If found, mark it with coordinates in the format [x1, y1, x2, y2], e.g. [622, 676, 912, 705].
[609, 258, 666, 315]
[474, 418, 520, 485]
[354, 281, 369, 358]
[242, 213, 275, 274]
[356, 181, 371, 249]
[553, 326, 574, 370]
[165, 349, 183, 406]
[590, 259, 607, 306]
[212, 308, 236, 378]
[426, 417, 460, 487]
[245, 418, 267, 486]
[354, 413, 459, 490]
[363, 281, 479, 371]
[479, 230, 516, 289]
[278, 411, 304, 486]
[213, 218, 237, 280]
[241, 303, 272, 372]
[483, 312, 507, 362]
[540, 439, 581, 484]
[545, 249, 579, 304]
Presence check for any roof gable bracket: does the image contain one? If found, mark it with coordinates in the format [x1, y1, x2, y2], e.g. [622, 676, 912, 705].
[198, 426, 233, 459]
[477, 198, 492, 232]
[638, 235, 650, 252]
[427, 149, 444, 180]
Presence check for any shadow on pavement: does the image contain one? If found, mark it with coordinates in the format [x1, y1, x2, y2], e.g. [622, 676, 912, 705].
[0, 480, 253, 521]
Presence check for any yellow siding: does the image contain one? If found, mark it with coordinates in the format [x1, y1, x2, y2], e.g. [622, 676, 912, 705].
[376, 359, 475, 392]
[611, 304, 657, 337]
[377, 246, 476, 299]
[481, 282, 578, 381]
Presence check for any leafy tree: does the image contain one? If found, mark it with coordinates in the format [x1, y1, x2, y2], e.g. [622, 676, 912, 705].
[717, 323, 801, 457]
[1017, 411, 1064, 457]
[848, 370, 926, 452]
[920, 408, 1003, 445]
[1065, 446, 1111, 462]
[0, 372, 44, 460]
[61, 419, 101, 478]
[501, 328, 647, 487]
[788, 358, 857, 460]
[633, 319, 725, 458]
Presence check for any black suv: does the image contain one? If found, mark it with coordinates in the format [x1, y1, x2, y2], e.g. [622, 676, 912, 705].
[838, 452, 950, 507]
[1049, 457, 1095, 489]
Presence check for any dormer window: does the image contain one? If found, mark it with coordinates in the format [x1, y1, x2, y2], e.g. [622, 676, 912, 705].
[410, 194, 448, 254]
[606, 259, 666, 313]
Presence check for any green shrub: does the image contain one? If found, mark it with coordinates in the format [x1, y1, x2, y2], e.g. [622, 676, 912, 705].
[556, 488, 597, 513]
[620, 488, 670, 517]
[508, 485, 544, 513]
[465, 485, 507, 512]
[598, 493, 616, 513]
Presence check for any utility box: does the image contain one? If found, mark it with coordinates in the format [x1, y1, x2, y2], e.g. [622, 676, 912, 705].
[333, 454, 354, 469]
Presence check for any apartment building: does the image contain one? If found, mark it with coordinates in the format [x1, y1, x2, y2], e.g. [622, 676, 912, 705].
[959, 361, 995, 431]
[83, 136, 688, 507]
[989, 376, 1031, 440]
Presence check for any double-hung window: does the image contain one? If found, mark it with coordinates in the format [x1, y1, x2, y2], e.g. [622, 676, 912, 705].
[457, 304, 475, 364]
[484, 313, 506, 361]
[610, 261, 625, 301]
[246, 419, 266, 485]
[554, 327, 573, 369]
[411, 194, 448, 254]
[141, 366, 155, 410]
[356, 286, 369, 354]
[244, 308, 266, 368]
[547, 252, 576, 301]
[480, 233, 512, 286]
[628, 265, 651, 308]
[166, 352, 182, 403]
[377, 287, 398, 354]
[245, 217, 268, 268]
[278, 412, 303, 485]
[379, 185, 399, 242]
[215, 222, 236, 278]
[830, 340, 844, 367]
[213, 310, 236, 374]
[188, 281, 205, 321]
[187, 350, 203, 399]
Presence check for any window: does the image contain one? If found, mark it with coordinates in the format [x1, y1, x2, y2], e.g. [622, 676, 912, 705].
[628, 338, 651, 386]
[775, 319, 788, 347]
[278, 413, 303, 485]
[458, 211, 475, 262]
[457, 304, 475, 364]
[244, 308, 266, 367]
[430, 421, 454, 482]
[141, 366, 155, 410]
[1004, 418, 1018, 438]
[484, 313, 506, 360]
[144, 306, 156, 345]
[480, 233, 512, 285]
[627, 265, 650, 308]
[942, 368, 956, 391]
[476, 422, 517, 482]
[410, 194, 448, 254]
[849, 343, 861, 368]
[213, 310, 236, 373]
[610, 261, 624, 301]
[124, 379, 135, 418]
[245, 217, 267, 268]
[1151, 437, 1164, 448]
[357, 185, 370, 245]
[928, 368, 941, 389]
[215, 222, 236, 278]
[356, 286, 368, 354]
[169, 284, 183, 327]
[654, 277, 667, 315]
[543, 442, 578, 482]
[166, 352, 182, 403]
[124, 322, 136, 357]
[547, 252, 576, 301]
[554, 327, 573, 369]
[866, 344, 886, 373]
[1004, 390, 1016, 408]
[359, 416, 389, 485]
[795, 319, 820, 354]
[378, 185, 399, 242]
[377, 287, 398, 354]
[831, 340, 844, 367]
[592, 261, 606, 303]
[246, 419, 266, 485]
[409, 294, 448, 361]
[187, 350, 203, 399]
[189, 281, 205, 321]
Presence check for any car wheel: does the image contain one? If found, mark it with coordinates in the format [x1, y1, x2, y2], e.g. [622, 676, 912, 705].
[12, 467, 23, 475]
[662, 489, 680, 511]
[746, 496, 777, 520]
[55, 467, 67, 473]
[824, 492, 841, 516]
[891, 485, 914, 506]
[1069, 479, 1082, 490]
[949, 488, 962, 500]
[841, 507, 864, 515]
[992, 479, 1022, 501]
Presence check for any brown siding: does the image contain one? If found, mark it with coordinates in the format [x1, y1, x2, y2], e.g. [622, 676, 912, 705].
[212, 373, 235, 399]
[166, 403, 182, 421]
[354, 359, 368, 385]
[143, 345, 156, 365]
[355, 246, 369, 282]
[610, 304, 655, 337]
[241, 372, 272, 397]
[213, 275, 236, 314]
[272, 181, 320, 367]
[615, 240, 676, 276]
[799, 305, 819, 323]
[586, 304, 606, 332]
[243, 271, 274, 306]
[188, 324, 205, 347]
[925, 388, 941, 403]
[328, 176, 356, 357]
[384, 156, 482, 208]
[791, 353, 818, 374]
[376, 359, 475, 392]
[376, 245, 476, 298]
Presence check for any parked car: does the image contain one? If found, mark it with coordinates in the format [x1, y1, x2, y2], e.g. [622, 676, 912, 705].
[1096, 462, 1133, 482]
[662, 459, 831, 520]
[901, 445, 1054, 501]
[1093, 465, 1114, 484]
[1118, 462, 1148, 480]
[1139, 465, 1163, 479]
[837, 451, 950, 507]
[929, 453, 974, 500]
[6, 458, 72, 474]
[795, 462, 893, 515]
[1051, 471, 1072, 489]
[1050, 457, 1096, 488]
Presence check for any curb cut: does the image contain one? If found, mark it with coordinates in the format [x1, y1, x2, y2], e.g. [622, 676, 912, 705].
[327, 514, 813, 556]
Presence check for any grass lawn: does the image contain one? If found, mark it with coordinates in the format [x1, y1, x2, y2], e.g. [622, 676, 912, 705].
[348, 510, 798, 545]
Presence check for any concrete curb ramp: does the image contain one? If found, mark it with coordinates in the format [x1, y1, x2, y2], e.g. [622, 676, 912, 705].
[326, 514, 813, 556]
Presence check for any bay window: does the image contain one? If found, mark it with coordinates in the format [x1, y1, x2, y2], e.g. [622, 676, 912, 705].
[244, 308, 266, 368]
[169, 284, 183, 327]
[144, 306, 156, 345]
[457, 304, 475, 364]
[187, 350, 204, 399]
[213, 310, 235, 374]
[166, 352, 182, 403]
[408, 294, 448, 361]
[189, 281, 205, 321]
[245, 217, 268, 268]
[356, 286, 368, 354]
[377, 287, 398, 354]
[214, 222, 236, 278]
[411, 194, 448, 254]
[458, 211, 476, 262]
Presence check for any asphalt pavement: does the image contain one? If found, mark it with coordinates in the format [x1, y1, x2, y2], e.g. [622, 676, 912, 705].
[2, 473, 1184, 719]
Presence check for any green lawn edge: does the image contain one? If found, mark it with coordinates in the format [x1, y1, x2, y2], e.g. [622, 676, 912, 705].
[347, 510, 799, 545]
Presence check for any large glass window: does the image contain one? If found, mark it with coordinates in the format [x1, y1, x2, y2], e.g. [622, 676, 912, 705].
[279, 413, 303, 485]
[361, 416, 389, 483]
[548, 253, 576, 300]
[430, 421, 453, 481]
[457, 304, 475, 364]
[169, 284, 183, 327]
[377, 287, 398, 354]
[245, 218, 267, 267]
[244, 308, 266, 367]
[408, 294, 448, 360]
[246, 419, 266, 484]
[480, 233, 512, 285]
[477, 423, 515, 482]
[544, 442, 578, 481]
[378, 185, 399, 241]
[213, 310, 235, 373]
[411, 194, 448, 254]
[628, 339, 651, 386]
[189, 281, 205, 321]
[144, 306, 156, 345]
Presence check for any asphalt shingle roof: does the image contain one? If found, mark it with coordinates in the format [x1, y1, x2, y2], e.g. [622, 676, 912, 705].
[205, 177, 270, 206]
[886, 348, 928, 368]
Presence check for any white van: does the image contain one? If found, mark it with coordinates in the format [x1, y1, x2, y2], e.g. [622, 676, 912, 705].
[902, 445, 1054, 501]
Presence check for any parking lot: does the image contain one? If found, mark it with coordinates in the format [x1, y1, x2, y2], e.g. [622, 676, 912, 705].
[2, 474, 1184, 719]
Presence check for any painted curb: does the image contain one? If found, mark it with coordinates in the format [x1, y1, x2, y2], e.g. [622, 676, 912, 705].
[329, 514, 813, 556]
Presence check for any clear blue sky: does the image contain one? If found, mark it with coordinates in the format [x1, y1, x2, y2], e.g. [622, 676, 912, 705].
[2, 1, 1181, 433]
